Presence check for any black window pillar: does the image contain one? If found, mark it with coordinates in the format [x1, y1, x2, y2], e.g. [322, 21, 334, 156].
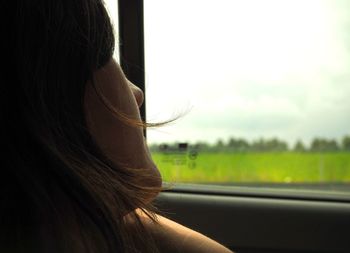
[118, 0, 146, 126]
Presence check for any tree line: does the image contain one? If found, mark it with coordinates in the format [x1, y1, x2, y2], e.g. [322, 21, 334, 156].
[149, 135, 350, 153]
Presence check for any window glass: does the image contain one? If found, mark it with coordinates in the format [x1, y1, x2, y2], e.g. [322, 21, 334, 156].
[144, 0, 350, 192]
[104, 0, 119, 61]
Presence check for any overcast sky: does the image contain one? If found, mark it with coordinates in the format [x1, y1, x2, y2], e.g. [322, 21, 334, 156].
[105, 0, 350, 147]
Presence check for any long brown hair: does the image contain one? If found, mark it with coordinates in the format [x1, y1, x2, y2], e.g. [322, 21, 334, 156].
[0, 0, 161, 252]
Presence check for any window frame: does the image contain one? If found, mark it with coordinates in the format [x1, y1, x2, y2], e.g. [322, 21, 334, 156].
[118, 0, 146, 125]
[117, 0, 350, 202]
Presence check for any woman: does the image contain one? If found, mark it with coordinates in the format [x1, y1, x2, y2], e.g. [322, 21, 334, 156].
[1, 0, 232, 252]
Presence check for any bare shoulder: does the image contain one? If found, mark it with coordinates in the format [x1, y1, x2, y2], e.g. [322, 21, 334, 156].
[135, 210, 234, 253]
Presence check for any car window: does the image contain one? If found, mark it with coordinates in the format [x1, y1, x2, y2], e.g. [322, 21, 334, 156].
[144, 0, 350, 195]
[104, 0, 119, 61]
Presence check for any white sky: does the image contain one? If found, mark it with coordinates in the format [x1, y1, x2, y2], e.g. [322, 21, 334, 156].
[104, 0, 119, 60]
[105, 0, 350, 147]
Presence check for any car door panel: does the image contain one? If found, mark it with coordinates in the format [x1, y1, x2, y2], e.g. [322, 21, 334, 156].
[155, 190, 350, 252]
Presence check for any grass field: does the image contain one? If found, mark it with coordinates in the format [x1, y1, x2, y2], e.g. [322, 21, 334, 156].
[151, 152, 350, 183]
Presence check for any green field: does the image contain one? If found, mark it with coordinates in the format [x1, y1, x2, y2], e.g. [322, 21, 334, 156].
[151, 152, 350, 183]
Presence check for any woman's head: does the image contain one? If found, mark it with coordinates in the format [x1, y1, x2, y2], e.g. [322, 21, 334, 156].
[1, 0, 161, 252]
[85, 59, 161, 190]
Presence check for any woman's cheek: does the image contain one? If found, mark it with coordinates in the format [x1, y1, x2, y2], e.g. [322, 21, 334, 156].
[84, 60, 162, 195]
